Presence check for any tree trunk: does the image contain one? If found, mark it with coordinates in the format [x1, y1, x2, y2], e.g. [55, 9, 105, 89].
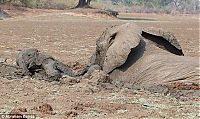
[75, 0, 91, 8]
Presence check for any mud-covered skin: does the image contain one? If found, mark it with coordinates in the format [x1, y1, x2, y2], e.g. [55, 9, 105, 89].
[88, 23, 141, 74]
[141, 28, 184, 56]
[88, 23, 199, 99]
[16, 48, 86, 81]
[0, 63, 24, 79]
[16, 48, 39, 76]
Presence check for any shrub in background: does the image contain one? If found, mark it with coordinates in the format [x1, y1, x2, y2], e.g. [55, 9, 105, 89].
[0, 0, 199, 14]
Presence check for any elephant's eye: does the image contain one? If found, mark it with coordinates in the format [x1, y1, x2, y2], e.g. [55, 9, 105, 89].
[109, 33, 117, 47]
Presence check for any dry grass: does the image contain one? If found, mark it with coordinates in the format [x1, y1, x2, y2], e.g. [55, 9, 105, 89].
[91, 1, 131, 12]
[50, 0, 77, 8]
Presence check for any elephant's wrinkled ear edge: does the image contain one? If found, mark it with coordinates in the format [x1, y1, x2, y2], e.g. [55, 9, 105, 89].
[103, 27, 142, 74]
[141, 28, 184, 56]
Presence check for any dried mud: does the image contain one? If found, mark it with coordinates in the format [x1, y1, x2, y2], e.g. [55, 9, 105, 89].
[0, 9, 199, 119]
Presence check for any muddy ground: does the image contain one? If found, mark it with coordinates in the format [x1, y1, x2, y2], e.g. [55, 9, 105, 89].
[0, 8, 199, 119]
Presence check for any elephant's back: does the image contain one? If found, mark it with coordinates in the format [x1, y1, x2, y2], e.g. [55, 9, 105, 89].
[110, 53, 199, 88]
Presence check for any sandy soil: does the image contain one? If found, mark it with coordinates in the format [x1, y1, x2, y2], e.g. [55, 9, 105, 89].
[0, 8, 199, 119]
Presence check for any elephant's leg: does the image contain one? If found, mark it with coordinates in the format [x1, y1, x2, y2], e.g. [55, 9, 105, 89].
[55, 61, 86, 77]
[16, 59, 31, 76]
[42, 59, 61, 81]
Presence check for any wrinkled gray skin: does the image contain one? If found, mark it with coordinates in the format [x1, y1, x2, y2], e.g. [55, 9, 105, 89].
[16, 49, 85, 81]
[88, 23, 200, 99]
[88, 23, 141, 73]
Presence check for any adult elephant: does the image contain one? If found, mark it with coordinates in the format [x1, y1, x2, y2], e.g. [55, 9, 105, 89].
[88, 23, 199, 99]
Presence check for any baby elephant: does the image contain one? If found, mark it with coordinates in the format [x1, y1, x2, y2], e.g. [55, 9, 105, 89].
[16, 48, 85, 81]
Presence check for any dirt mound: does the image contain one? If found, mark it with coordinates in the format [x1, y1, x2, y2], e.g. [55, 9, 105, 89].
[33, 103, 54, 115]
[95, 9, 119, 18]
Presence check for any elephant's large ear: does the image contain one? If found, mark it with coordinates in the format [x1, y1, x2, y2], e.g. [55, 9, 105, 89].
[142, 28, 184, 56]
[103, 23, 142, 73]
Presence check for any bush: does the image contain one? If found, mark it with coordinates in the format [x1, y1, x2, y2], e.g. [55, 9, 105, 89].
[0, 0, 199, 14]
[0, 0, 77, 9]
[34, 0, 67, 10]
[109, 0, 200, 14]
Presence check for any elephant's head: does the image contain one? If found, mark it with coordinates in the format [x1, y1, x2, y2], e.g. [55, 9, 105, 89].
[94, 23, 142, 74]
[16, 48, 39, 70]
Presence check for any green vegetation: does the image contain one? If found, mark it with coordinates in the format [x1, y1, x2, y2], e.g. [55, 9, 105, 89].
[0, 0, 76, 9]
[120, 0, 199, 14]
[0, 0, 199, 14]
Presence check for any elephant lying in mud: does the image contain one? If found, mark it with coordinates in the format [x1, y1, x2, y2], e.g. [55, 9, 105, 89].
[16, 48, 86, 81]
[87, 23, 199, 99]
[1, 22, 198, 99]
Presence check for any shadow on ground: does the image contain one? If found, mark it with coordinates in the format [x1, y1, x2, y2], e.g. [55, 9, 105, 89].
[118, 17, 156, 21]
